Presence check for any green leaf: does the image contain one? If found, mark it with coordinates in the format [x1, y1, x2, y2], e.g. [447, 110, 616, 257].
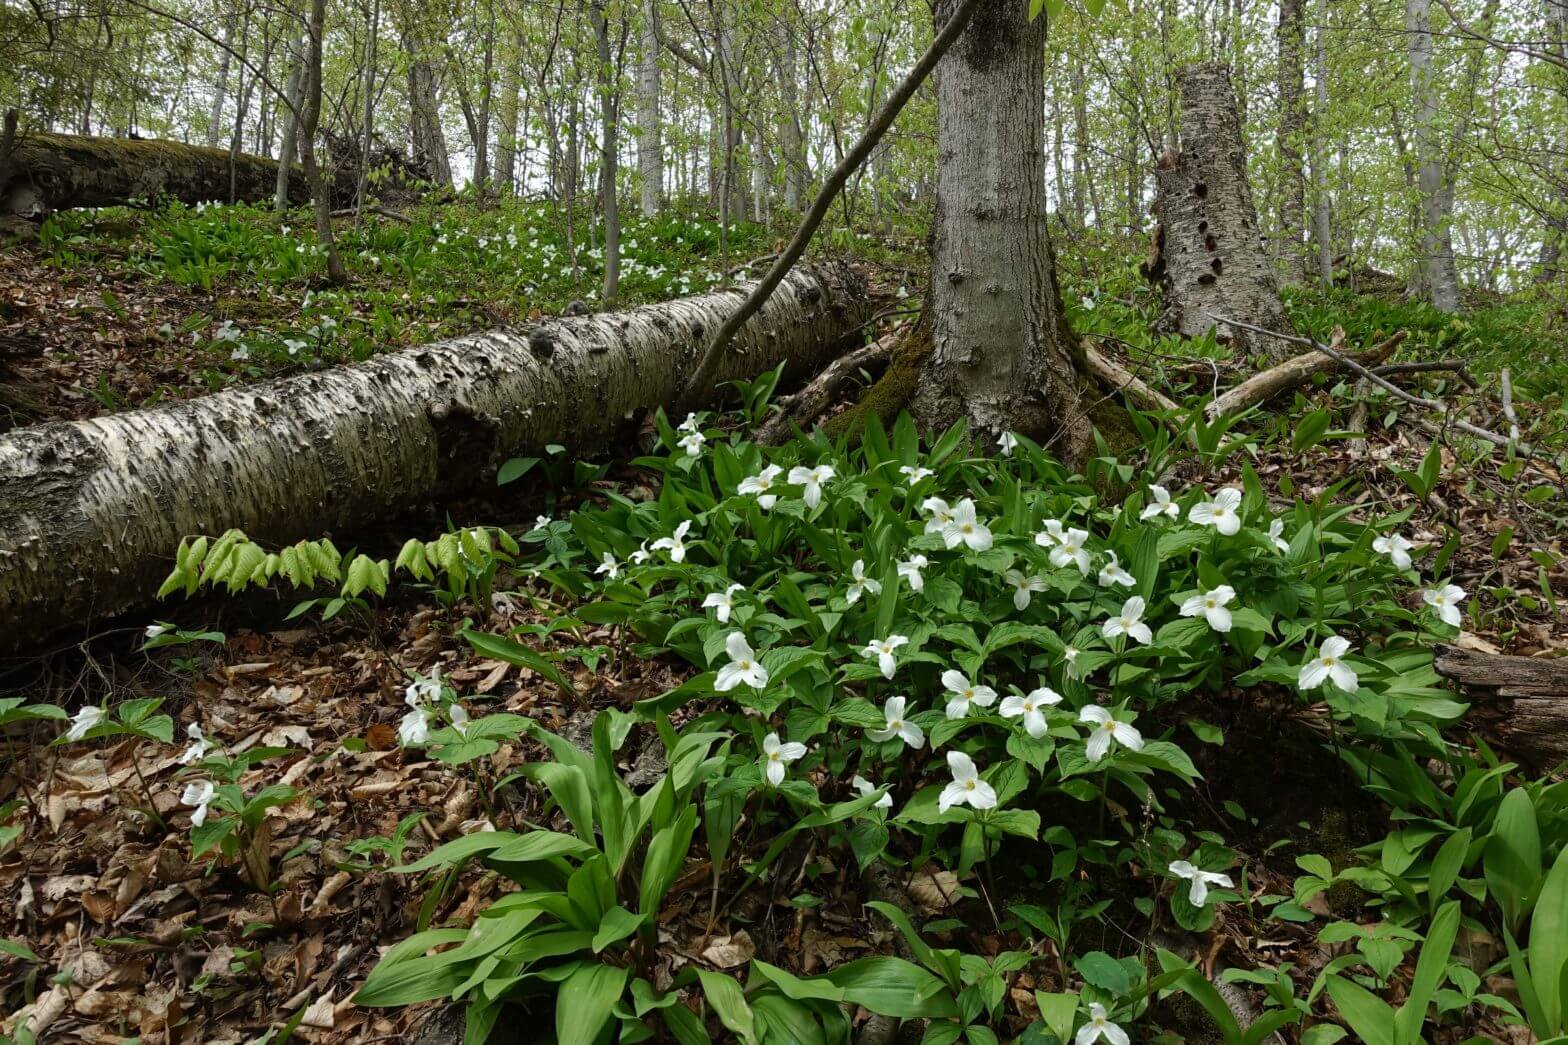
[0, 939, 39, 962]
[822, 956, 959, 1019]
[557, 963, 629, 1045]
[1074, 951, 1131, 996]
[394, 830, 594, 873]
[462, 630, 576, 695]
[592, 907, 648, 954]
[1530, 845, 1568, 1031]
[1485, 787, 1541, 932]
[696, 969, 758, 1043]
[1325, 975, 1396, 1045]
[640, 805, 698, 917]
[1396, 900, 1459, 1044]
[1427, 828, 1470, 915]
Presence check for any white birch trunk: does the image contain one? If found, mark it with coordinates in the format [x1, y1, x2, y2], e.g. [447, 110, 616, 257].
[0, 264, 869, 652]
[1406, 0, 1462, 312]
[637, 0, 664, 217]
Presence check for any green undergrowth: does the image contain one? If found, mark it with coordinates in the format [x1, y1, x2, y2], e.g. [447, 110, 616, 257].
[36, 377, 1568, 1043]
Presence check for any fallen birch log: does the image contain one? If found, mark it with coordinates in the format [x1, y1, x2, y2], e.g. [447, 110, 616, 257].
[0, 263, 869, 652]
[1434, 644, 1568, 767]
[1, 131, 351, 216]
[1203, 329, 1404, 421]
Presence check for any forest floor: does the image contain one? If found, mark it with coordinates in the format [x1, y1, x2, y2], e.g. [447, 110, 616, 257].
[1, 200, 1566, 1044]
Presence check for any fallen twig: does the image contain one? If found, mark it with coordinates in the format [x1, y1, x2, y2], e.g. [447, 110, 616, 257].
[1206, 313, 1532, 456]
[1371, 358, 1477, 389]
[756, 334, 895, 445]
[1203, 328, 1404, 421]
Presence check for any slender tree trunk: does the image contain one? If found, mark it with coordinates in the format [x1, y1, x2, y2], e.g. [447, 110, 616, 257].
[356, 0, 379, 218]
[0, 264, 869, 653]
[1310, 0, 1334, 287]
[1072, 57, 1101, 229]
[1405, 0, 1461, 312]
[207, 7, 237, 148]
[591, 0, 621, 305]
[495, 28, 522, 194]
[910, 0, 1093, 462]
[1276, 0, 1307, 281]
[407, 42, 453, 187]
[637, 0, 664, 216]
[778, 21, 806, 212]
[274, 30, 305, 212]
[298, 0, 347, 285]
[1537, 0, 1568, 281]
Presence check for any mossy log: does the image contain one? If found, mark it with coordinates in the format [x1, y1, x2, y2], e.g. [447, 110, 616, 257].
[1, 132, 355, 217]
[0, 263, 870, 652]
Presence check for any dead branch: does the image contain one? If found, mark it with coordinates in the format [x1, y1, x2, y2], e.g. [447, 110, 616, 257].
[756, 334, 894, 445]
[1371, 359, 1477, 390]
[1203, 328, 1405, 421]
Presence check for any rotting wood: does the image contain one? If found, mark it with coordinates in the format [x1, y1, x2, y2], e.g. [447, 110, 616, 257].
[1, 131, 354, 217]
[0, 263, 870, 654]
[1203, 329, 1404, 420]
[1435, 644, 1568, 767]
[756, 332, 894, 445]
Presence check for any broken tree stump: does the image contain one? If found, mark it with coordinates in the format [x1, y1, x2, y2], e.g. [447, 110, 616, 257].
[1151, 63, 1294, 362]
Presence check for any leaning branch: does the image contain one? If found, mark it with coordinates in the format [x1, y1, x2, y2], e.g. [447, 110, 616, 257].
[672, 0, 987, 413]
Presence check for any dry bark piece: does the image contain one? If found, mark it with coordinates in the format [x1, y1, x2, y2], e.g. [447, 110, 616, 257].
[0, 263, 869, 652]
[1151, 63, 1293, 360]
[1434, 644, 1568, 766]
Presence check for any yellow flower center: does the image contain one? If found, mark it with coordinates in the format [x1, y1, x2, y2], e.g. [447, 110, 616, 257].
[964, 780, 976, 791]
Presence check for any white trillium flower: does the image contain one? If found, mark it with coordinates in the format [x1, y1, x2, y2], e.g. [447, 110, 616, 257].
[1373, 533, 1415, 570]
[938, 751, 997, 813]
[1063, 645, 1081, 678]
[1004, 569, 1047, 610]
[702, 583, 745, 623]
[1050, 528, 1092, 575]
[1190, 487, 1244, 536]
[846, 559, 882, 604]
[997, 432, 1019, 455]
[868, 695, 925, 748]
[715, 632, 769, 691]
[1076, 1002, 1129, 1045]
[788, 464, 835, 509]
[182, 780, 217, 827]
[1299, 635, 1359, 692]
[448, 704, 470, 736]
[533, 514, 552, 531]
[405, 673, 444, 707]
[1098, 552, 1136, 588]
[1169, 860, 1235, 906]
[862, 635, 909, 679]
[1423, 583, 1467, 627]
[144, 623, 172, 640]
[1180, 585, 1236, 632]
[1267, 518, 1291, 553]
[761, 732, 807, 787]
[941, 670, 998, 719]
[1101, 596, 1152, 645]
[852, 774, 893, 810]
[738, 464, 784, 510]
[942, 499, 993, 551]
[651, 520, 694, 562]
[179, 722, 214, 765]
[1079, 706, 1144, 762]
[398, 706, 432, 746]
[897, 554, 928, 593]
[630, 542, 652, 565]
[677, 430, 706, 457]
[1140, 485, 1179, 521]
[922, 497, 955, 535]
[900, 465, 934, 484]
[595, 552, 620, 580]
[1034, 518, 1066, 548]
[678, 412, 701, 433]
[65, 706, 106, 742]
[1000, 686, 1061, 738]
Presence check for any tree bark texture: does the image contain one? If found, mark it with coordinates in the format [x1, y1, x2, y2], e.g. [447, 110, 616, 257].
[1434, 644, 1568, 768]
[637, 0, 664, 217]
[1405, 0, 1462, 312]
[0, 264, 869, 653]
[1152, 63, 1294, 361]
[1276, 0, 1307, 282]
[909, 0, 1093, 463]
[0, 132, 351, 218]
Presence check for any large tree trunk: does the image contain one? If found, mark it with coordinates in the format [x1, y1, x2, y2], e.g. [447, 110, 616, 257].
[0, 264, 869, 653]
[0, 132, 347, 218]
[494, 27, 523, 194]
[1276, 0, 1307, 282]
[406, 44, 453, 189]
[1151, 63, 1294, 361]
[908, 0, 1093, 463]
[1406, 0, 1462, 312]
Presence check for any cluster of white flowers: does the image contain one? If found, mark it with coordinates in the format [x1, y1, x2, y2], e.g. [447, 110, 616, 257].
[1372, 530, 1469, 627]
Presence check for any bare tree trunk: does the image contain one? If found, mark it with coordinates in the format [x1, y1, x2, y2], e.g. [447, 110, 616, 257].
[1310, 0, 1334, 287]
[407, 41, 453, 187]
[1536, 0, 1568, 281]
[778, 20, 806, 212]
[207, 6, 237, 148]
[274, 30, 305, 212]
[1406, 0, 1461, 312]
[494, 26, 522, 194]
[298, 0, 347, 285]
[910, 0, 1093, 462]
[356, 0, 379, 218]
[591, 0, 621, 305]
[1276, 0, 1307, 282]
[637, 0, 664, 216]
[0, 264, 870, 653]
[1072, 57, 1101, 229]
[1151, 63, 1294, 360]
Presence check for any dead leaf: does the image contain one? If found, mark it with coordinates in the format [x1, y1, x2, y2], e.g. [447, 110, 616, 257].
[701, 930, 755, 969]
[907, 869, 961, 912]
[300, 990, 336, 1029]
[364, 723, 397, 751]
